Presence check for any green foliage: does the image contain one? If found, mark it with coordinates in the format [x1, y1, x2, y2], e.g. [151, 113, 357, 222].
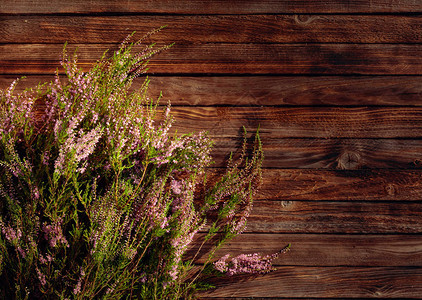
[0, 31, 264, 299]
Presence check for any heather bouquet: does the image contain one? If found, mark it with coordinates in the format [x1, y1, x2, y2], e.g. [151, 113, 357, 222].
[0, 32, 286, 299]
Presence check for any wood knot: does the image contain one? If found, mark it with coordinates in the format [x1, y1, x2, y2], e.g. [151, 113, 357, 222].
[385, 184, 396, 196]
[216, 107, 230, 119]
[293, 15, 319, 25]
[413, 159, 422, 167]
[336, 151, 361, 170]
[280, 201, 293, 208]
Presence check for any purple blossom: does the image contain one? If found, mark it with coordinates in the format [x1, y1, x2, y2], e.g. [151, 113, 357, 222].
[170, 180, 182, 195]
[214, 253, 274, 276]
[32, 186, 40, 200]
[213, 254, 230, 273]
[0, 79, 35, 140]
[73, 280, 82, 295]
[39, 254, 47, 265]
[17, 246, 26, 258]
[214, 245, 290, 276]
[1, 223, 22, 244]
[42, 219, 69, 248]
[36, 267, 47, 286]
[42, 151, 50, 166]
[0, 33, 265, 298]
[73, 268, 85, 295]
[230, 200, 253, 235]
[54, 124, 102, 175]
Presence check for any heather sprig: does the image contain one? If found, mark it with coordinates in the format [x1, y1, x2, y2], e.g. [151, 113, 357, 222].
[0, 31, 284, 299]
[213, 244, 291, 276]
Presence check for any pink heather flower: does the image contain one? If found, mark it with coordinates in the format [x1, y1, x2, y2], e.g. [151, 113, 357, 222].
[170, 180, 182, 195]
[213, 254, 230, 273]
[53, 119, 62, 140]
[6, 79, 18, 99]
[92, 113, 99, 124]
[7, 160, 23, 178]
[36, 267, 47, 286]
[42, 219, 69, 248]
[162, 282, 170, 290]
[168, 176, 203, 281]
[214, 253, 274, 276]
[54, 124, 102, 175]
[0, 79, 35, 139]
[73, 279, 82, 295]
[229, 253, 274, 275]
[42, 151, 50, 166]
[135, 178, 172, 230]
[168, 265, 178, 281]
[73, 267, 86, 295]
[39, 254, 47, 265]
[32, 186, 40, 200]
[215, 245, 290, 276]
[230, 200, 253, 235]
[1, 223, 22, 244]
[17, 246, 26, 258]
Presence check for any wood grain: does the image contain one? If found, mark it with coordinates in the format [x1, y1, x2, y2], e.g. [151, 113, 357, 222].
[2, 44, 422, 75]
[2, 0, 422, 14]
[3, 75, 422, 106]
[212, 138, 422, 169]
[167, 107, 422, 138]
[190, 234, 422, 266]
[244, 201, 422, 233]
[200, 267, 422, 298]
[26, 105, 422, 138]
[2, 15, 422, 44]
[26, 99, 422, 138]
[1, 1, 422, 299]
[251, 170, 422, 201]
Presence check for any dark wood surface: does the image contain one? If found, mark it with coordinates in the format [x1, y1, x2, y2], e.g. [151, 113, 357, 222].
[3, 43, 422, 74]
[1, 1, 421, 298]
[244, 200, 422, 233]
[2, 0, 422, 14]
[2, 75, 422, 106]
[191, 234, 422, 266]
[2, 15, 422, 44]
[200, 267, 422, 298]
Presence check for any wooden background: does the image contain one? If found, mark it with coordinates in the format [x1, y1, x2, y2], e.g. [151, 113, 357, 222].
[1, 1, 422, 298]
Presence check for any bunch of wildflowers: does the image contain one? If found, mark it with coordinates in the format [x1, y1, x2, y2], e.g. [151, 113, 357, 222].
[0, 31, 287, 299]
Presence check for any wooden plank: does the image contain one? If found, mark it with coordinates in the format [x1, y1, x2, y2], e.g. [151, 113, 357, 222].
[2, 15, 422, 44]
[244, 201, 422, 233]
[190, 234, 422, 266]
[2, 0, 422, 14]
[168, 107, 422, 138]
[4, 81, 422, 166]
[200, 267, 422, 298]
[11, 102, 422, 139]
[3, 75, 422, 106]
[2, 44, 422, 75]
[25, 100, 422, 138]
[253, 170, 422, 201]
[150, 76, 422, 106]
[212, 138, 422, 169]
